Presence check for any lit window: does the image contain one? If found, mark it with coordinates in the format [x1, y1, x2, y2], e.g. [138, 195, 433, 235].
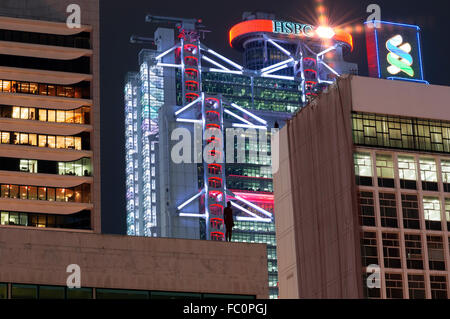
[420, 158, 437, 182]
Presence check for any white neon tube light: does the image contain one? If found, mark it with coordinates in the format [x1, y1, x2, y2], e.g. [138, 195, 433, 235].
[176, 118, 202, 124]
[230, 103, 267, 125]
[260, 58, 294, 73]
[230, 201, 267, 221]
[207, 48, 244, 70]
[224, 109, 253, 126]
[232, 123, 267, 130]
[261, 73, 296, 81]
[179, 213, 206, 218]
[155, 45, 179, 60]
[202, 55, 229, 71]
[319, 61, 340, 77]
[262, 63, 290, 75]
[207, 68, 243, 75]
[157, 63, 182, 68]
[177, 190, 204, 210]
[235, 195, 273, 218]
[175, 97, 202, 116]
[317, 45, 337, 57]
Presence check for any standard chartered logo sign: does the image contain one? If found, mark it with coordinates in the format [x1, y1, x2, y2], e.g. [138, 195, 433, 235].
[386, 34, 414, 77]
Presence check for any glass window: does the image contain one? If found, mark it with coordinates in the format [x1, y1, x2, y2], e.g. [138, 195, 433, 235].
[150, 291, 201, 299]
[67, 287, 92, 299]
[39, 286, 65, 299]
[29, 134, 37, 146]
[11, 284, 38, 299]
[74, 137, 82, 150]
[47, 136, 55, 148]
[38, 187, 46, 200]
[47, 188, 55, 201]
[56, 188, 65, 202]
[19, 213, 28, 226]
[56, 136, 65, 149]
[1, 185, 10, 198]
[38, 109, 47, 121]
[1, 212, 8, 225]
[38, 135, 47, 147]
[20, 107, 29, 119]
[20, 133, 28, 145]
[28, 186, 37, 200]
[48, 110, 56, 122]
[12, 106, 20, 119]
[10, 185, 18, 198]
[423, 197, 442, 230]
[354, 152, 372, 176]
[420, 158, 437, 182]
[0, 283, 7, 299]
[96, 289, 149, 300]
[1, 132, 10, 144]
[20, 186, 27, 199]
[66, 137, 75, 149]
[56, 110, 65, 123]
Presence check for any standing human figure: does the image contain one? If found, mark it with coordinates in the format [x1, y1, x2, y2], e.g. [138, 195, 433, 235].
[223, 201, 234, 242]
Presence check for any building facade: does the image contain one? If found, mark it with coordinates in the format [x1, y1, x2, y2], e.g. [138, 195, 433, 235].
[0, 0, 101, 232]
[125, 13, 356, 299]
[275, 75, 450, 298]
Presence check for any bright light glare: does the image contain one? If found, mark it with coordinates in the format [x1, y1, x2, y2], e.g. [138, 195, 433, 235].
[316, 26, 335, 39]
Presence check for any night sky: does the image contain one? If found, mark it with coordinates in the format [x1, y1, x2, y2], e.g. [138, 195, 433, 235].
[100, 0, 450, 234]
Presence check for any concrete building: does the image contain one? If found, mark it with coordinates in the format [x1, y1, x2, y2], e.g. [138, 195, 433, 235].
[0, 1, 269, 300]
[274, 75, 450, 298]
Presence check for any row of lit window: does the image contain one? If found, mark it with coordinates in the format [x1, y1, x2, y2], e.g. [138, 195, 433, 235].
[0, 131, 84, 150]
[227, 166, 272, 179]
[234, 221, 276, 233]
[0, 183, 91, 203]
[0, 79, 89, 99]
[232, 233, 276, 246]
[0, 210, 90, 229]
[363, 272, 447, 299]
[0, 158, 91, 177]
[0, 105, 90, 124]
[352, 112, 450, 154]
[0, 283, 253, 300]
[354, 151, 450, 190]
[361, 231, 449, 271]
[358, 191, 450, 231]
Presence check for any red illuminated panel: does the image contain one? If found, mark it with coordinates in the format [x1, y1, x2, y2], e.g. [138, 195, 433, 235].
[228, 190, 274, 203]
[333, 29, 353, 51]
[229, 19, 274, 48]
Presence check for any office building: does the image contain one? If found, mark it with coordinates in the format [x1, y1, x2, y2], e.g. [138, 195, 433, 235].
[125, 12, 357, 298]
[274, 75, 450, 298]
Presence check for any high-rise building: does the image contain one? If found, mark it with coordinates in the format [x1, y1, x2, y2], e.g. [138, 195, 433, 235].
[0, 0, 100, 231]
[125, 13, 356, 298]
[0, 1, 269, 300]
[275, 75, 450, 298]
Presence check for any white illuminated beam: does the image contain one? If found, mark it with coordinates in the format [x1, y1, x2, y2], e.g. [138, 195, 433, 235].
[224, 109, 253, 126]
[155, 44, 180, 60]
[230, 103, 267, 125]
[230, 201, 268, 221]
[262, 63, 290, 75]
[317, 44, 337, 57]
[176, 118, 202, 124]
[206, 48, 244, 70]
[175, 97, 202, 116]
[179, 213, 206, 218]
[319, 61, 340, 77]
[207, 68, 243, 75]
[236, 216, 272, 223]
[232, 123, 267, 130]
[318, 79, 335, 84]
[202, 55, 229, 71]
[261, 58, 294, 73]
[157, 62, 182, 68]
[261, 74, 296, 81]
[235, 195, 273, 218]
[267, 39, 292, 57]
[177, 190, 204, 210]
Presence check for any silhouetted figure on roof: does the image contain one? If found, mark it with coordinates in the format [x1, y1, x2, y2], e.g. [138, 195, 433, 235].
[224, 201, 235, 242]
[274, 121, 279, 129]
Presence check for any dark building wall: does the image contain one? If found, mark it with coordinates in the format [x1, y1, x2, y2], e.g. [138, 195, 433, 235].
[278, 76, 363, 298]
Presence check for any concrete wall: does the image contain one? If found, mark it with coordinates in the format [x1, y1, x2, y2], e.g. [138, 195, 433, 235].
[0, 227, 269, 298]
[274, 76, 363, 298]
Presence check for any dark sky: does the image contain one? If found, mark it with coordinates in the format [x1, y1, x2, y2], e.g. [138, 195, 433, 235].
[100, 0, 450, 234]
